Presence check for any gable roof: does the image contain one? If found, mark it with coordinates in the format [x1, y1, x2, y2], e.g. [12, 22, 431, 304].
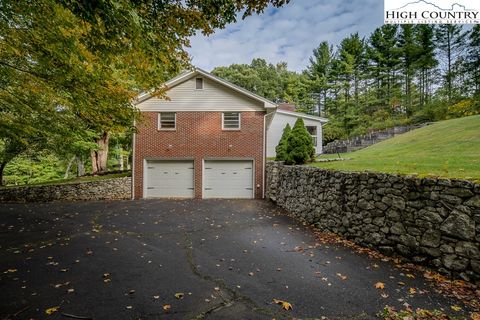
[135, 68, 277, 110]
[276, 109, 329, 123]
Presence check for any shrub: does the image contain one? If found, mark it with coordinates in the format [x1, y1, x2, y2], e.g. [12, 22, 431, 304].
[285, 118, 314, 165]
[322, 122, 347, 144]
[275, 123, 291, 161]
[447, 98, 480, 118]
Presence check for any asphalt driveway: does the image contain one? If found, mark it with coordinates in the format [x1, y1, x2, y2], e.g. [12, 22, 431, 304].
[0, 200, 474, 319]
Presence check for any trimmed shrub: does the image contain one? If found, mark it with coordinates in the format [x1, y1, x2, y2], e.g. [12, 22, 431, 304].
[275, 123, 291, 161]
[285, 118, 314, 165]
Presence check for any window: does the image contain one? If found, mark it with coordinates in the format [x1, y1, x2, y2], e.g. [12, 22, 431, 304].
[158, 112, 176, 130]
[222, 112, 240, 130]
[306, 126, 317, 146]
[195, 77, 203, 90]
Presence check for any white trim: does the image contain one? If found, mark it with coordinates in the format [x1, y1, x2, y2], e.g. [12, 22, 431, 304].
[201, 158, 205, 199]
[158, 112, 176, 130]
[276, 109, 329, 123]
[131, 119, 136, 200]
[262, 113, 266, 199]
[134, 68, 278, 110]
[142, 158, 147, 199]
[222, 112, 241, 130]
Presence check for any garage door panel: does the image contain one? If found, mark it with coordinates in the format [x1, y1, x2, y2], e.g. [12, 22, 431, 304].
[145, 160, 194, 198]
[204, 160, 253, 199]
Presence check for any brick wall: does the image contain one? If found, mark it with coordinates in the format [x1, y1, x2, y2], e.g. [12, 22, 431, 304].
[134, 111, 265, 199]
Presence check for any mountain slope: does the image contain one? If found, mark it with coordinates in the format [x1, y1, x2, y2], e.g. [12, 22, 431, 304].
[314, 115, 480, 181]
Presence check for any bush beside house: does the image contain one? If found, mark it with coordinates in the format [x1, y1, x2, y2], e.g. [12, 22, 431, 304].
[275, 118, 314, 165]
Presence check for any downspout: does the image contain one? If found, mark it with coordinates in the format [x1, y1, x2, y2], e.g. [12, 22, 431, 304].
[263, 113, 266, 199]
[131, 117, 136, 200]
[262, 110, 275, 199]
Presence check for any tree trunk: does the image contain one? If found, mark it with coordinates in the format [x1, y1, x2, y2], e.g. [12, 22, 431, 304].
[64, 156, 76, 179]
[76, 156, 85, 177]
[118, 147, 124, 171]
[91, 132, 110, 174]
[0, 161, 7, 186]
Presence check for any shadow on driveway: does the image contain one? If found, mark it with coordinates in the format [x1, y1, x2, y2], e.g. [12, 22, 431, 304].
[0, 200, 473, 319]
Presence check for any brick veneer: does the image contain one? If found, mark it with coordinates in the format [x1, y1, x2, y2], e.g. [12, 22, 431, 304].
[133, 111, 265, 199]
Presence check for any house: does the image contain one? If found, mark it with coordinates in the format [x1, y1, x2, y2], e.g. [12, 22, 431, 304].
[266, 103, 328, 158]
[132, 68, 275, 200]
[132, 68, 326, 199]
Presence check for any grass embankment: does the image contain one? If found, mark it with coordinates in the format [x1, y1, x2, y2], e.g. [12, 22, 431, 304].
[1, 172, 130, 188]
[313, 115, 480, 181]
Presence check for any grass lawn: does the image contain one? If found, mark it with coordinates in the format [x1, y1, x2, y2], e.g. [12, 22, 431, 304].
[1, 172, 130, 188]
[313, 115, 480, 182]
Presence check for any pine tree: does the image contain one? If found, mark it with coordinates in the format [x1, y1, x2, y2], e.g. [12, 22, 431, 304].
[414, 25, 438, 107]
[275, 123, 291, 161]
[366, 25, 401, 111]
[398, 24, 421, 115]
[285, 118, 314, 165]
[467, 25, 480, 94]
[307, 41, 333, 116]
[436, 25, 468, 102]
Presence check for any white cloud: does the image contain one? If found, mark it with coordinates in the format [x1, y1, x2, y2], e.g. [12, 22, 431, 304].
[187, 0, 384, 72]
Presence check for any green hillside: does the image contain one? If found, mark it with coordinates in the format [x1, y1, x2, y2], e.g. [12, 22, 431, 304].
[313, 115, 480, 181]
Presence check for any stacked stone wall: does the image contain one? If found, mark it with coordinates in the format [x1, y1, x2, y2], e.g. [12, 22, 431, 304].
[0, 177, 131, 202]
[267, 162, 480, 282]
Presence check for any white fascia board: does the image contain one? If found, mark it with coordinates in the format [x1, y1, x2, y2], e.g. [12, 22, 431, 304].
[276, 109, 329, 123]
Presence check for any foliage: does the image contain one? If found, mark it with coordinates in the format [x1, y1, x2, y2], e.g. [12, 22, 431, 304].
[322, 122, 347, 144]
[285, 118, 314, 165]
[0, 0, 289, 181]
[275, 123, 291, 161]
[314, 115, 480, 181]
[212, 58, 315, 113]
[447, 97, 480, 118]
[3, 153, 65, 186]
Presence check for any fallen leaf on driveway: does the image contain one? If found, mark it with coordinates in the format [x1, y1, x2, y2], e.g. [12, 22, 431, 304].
[175, 292, 184, 299]
[45, 306, 59, 315]
[471, 312, 480, 320]
[4, 269, 17, 273]
[153, 295, 160, 299]
[336, 273, 347, 280]
[381, 293, 389, 298]
[163, 304, 171, 312]
[67, 288, 74, 293]
[406, 273, 415, 279]
[451, 305, 462, 312]
[374, 282, 385, 289]
[54, 281, 70, 288]
[126, 305, 132, 310]
[248, 272, 254, 276]
[273, 299, 293, 311]
[408, 287, 416, 295]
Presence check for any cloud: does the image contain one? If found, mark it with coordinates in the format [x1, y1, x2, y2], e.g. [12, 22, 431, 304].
[187, 0, 384, 72]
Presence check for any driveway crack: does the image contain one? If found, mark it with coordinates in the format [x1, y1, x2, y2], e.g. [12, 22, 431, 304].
[182, 231, 290, 320]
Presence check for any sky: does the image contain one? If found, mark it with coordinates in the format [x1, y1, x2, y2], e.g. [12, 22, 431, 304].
[187, 0, 384, 72]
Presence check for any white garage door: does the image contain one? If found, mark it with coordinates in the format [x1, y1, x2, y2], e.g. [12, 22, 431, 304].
[204, 160, 254, 199]
[145, 160, 194, 198]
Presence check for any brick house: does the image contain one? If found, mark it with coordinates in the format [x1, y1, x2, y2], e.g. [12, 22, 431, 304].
[132, 68, 325, 199]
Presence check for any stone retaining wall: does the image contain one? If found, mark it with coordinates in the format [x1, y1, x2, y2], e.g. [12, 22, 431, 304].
[323, 124, 429, 154]
[0, 177, 131, 202]
[266, 162, 480, 283]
